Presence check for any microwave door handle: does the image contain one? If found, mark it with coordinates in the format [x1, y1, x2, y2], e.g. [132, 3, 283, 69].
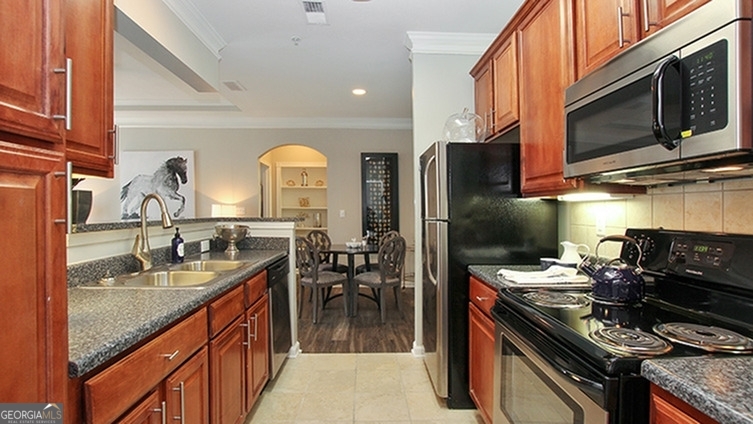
[651, 55, 682, 150]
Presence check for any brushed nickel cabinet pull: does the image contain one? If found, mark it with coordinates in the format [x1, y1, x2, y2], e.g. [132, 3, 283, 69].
[161, 350, 180, 361]
[53, 58, 72, 130]
[617, 7, 631, 48]
[172, 381, 185, 424]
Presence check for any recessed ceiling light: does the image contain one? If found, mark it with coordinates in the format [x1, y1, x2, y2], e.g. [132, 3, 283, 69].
[352, 88, 366, 96]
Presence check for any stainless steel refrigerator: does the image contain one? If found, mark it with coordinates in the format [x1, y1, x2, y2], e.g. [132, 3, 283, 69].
[420, 140, 558, 408]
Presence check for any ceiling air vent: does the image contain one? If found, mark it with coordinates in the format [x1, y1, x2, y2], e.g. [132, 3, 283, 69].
[222, 80, 247, 92]
[302, 0, 327, 25]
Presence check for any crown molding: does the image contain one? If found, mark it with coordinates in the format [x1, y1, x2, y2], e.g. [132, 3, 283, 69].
[115, 111, 413, 130]
[162, 0, 227, 59]
[404, 31, 498, 56]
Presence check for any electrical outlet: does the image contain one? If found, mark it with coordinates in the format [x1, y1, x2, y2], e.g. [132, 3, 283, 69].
[201, 240, 210, 252]
[339, 209, 346, 218]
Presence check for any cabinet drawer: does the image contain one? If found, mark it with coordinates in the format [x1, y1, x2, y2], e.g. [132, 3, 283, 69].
[85, 308, 208, 424]
[208, 284, 245, 337]
[470, 276, 497, 317]
[245, 270, 267, 308]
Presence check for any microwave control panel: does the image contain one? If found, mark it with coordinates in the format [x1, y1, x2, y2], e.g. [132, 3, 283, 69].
[682, 39, 728, 137]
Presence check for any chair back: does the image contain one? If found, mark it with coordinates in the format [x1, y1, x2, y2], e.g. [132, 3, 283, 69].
[306, 230, 332, 263]
[379, 230, 400, 246]
[295, 237, 320, 279]
[377, 235, 406, 281]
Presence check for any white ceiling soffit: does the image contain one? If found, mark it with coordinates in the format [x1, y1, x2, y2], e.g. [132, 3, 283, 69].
[114, 0, 224, 92]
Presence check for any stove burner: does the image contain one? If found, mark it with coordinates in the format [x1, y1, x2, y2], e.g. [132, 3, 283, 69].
[653, 323, 753, 353]
[590, 327, 673, 356]
[522, 291, 590, 309]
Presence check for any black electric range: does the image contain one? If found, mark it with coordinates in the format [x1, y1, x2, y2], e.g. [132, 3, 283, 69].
[491, 228, 753, 424]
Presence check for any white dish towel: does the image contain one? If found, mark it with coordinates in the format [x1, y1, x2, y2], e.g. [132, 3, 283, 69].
[497, 265, 590, 284]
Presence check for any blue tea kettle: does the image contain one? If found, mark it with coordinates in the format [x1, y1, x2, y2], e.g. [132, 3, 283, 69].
[578, 235, 645, 304]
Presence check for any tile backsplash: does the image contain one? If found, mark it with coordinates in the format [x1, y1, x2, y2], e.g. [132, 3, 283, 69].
[563, 179, 753, 258]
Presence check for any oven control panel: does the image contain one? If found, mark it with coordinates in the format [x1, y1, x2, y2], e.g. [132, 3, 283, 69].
[624, 228, 753, 292]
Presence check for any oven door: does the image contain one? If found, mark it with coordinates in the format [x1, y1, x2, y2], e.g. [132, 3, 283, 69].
[493, 314, 610, 424]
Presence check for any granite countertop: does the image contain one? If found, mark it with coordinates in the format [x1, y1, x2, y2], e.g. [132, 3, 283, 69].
[470, 265, 753, 424]
[642, 358, 753, 423]
[468, 264, 540, 290]
[68, 249, 286, 378]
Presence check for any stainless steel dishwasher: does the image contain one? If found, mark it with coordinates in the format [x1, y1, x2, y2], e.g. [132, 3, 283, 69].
[266, 255, 290, 379]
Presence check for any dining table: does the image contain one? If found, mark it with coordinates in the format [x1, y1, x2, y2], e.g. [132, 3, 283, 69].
[322, 243, 380, 316]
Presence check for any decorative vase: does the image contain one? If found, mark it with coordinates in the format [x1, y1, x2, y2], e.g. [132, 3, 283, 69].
[314, 212, 322, 228]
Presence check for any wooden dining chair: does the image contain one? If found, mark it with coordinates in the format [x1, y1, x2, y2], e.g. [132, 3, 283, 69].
[356, 230, 400, 275]
[352, 235, 406, 323]
[295, 237, 348, 324]
[306, 229, 348, 274]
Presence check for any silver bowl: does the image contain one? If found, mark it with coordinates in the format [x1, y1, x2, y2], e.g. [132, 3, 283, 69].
[215, 224, 249, 254]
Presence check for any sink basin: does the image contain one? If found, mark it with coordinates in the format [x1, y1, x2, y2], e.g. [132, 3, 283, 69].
[120, 270, 221, 287]
[172, 260, 249, 272]
[80, 270, 222, 289]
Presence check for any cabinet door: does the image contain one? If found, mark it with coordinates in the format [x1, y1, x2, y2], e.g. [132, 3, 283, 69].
[468, 302, 495, 424]
[650, 384, 718, 424]
[166, 347, 209, 424]
[644, 0, 710, 35]
[245, 294, 269, 411]
[0, 142, 67, 403]
[210, 317, 246, 424]
[64, 0, 115, 177]
[518, 0, 577, 196]
[115, 391, 164, 424]
[0, 1, 65, 144]
[492, 36, 519, 133]
[573, 0, 640, 79]
[473, 61, 493, 137]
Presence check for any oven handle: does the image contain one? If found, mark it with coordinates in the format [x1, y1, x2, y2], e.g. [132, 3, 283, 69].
[651, 54, 681, 150]
[497, 310, 604, 394]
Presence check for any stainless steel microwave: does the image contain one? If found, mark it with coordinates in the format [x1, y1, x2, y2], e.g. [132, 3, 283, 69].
[564, 0, 753, 185]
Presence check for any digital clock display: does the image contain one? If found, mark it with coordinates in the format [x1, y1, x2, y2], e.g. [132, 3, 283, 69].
[693, 244, 710, 253]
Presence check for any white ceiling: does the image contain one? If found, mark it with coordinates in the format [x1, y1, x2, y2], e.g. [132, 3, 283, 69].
[114, 0, 524, 128]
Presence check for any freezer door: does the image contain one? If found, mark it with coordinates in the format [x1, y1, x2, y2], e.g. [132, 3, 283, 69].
[422, 219, 448, 397]
[420, 141, 448, 220]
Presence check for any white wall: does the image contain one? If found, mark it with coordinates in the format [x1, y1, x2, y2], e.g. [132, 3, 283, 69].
[77, 127, 414, 247]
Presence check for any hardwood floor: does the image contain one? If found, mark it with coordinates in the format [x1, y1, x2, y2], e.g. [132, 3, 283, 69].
[296, 286, 415, 353]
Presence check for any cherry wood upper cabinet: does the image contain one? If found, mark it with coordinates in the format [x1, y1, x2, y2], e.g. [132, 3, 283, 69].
[491, 36, 520, 135]
[64, 0, 115, 177]
[573, 0, 711, 80]
[0, 1, 65, 145]
[471, 35, 520, 139]
[518, 0, 578, 196]
[472, 61, 493, 138]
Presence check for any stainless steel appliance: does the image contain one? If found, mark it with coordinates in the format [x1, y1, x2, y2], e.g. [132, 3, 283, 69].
[492, 228, 753, 423]
[420, 140, 558, 408]
[564, 0, 753, 185]
[266, 255, 290, 379]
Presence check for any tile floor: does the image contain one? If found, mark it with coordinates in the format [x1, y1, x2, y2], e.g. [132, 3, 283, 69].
[245, 353, 484, 423]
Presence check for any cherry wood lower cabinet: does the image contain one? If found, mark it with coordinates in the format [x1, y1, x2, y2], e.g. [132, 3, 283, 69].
[468, 276, 498, 424]
[650, 383, 719, 424]
[210, 273, 270, 424]
[116, 348, 209, 424]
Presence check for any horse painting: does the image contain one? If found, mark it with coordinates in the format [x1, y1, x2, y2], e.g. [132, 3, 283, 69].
[120, 156, 189, 220]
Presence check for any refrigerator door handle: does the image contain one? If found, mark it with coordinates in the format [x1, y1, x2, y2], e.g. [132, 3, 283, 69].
[422, 153, 437, 219]
[424, 220, 438, 286]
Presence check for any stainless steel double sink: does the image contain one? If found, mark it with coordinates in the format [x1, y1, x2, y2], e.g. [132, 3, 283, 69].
[87, 260, 253, 289]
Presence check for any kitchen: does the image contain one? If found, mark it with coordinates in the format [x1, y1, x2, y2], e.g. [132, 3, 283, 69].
[2, 0, 753, 424]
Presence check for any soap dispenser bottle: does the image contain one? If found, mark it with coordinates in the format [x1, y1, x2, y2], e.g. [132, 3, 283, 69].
[171, 227, 185, 263]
